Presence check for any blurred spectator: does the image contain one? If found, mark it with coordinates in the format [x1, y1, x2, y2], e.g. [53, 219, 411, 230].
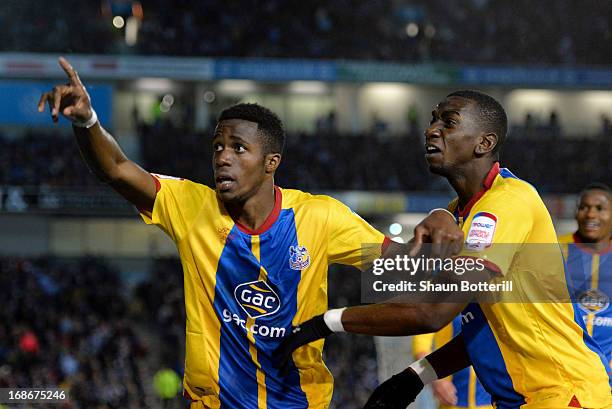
[316, 111, 337, 133]
[602, 114, 611, 137]
[18, 331, 40, 355]
[549, 110, 561, 138]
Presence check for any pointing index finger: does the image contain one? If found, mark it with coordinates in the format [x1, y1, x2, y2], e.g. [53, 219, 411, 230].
[58, 56, 82, 86]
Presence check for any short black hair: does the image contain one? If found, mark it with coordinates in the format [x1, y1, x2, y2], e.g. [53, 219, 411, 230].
[218, 103, 285, 155]
[580, 182, 611, 199]
[447, 90, 508, 155]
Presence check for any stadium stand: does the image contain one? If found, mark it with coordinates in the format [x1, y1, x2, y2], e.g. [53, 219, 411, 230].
[2, 0, 611, 64]
[1, 125, 609, 194]
[0, 257, 150, 408]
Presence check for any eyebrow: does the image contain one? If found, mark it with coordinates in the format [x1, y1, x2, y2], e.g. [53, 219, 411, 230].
[431, 109, 461, 118]
[212, 133, 250, 145]
[441, 109, 461, 117]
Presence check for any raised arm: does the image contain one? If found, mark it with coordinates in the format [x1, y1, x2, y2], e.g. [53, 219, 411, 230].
[37, 57, 157, 212]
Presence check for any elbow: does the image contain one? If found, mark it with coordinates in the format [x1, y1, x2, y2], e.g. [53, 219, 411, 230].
[88, 167, 116, 185]
[417, 307, 451, 333]
[94, 161, 127, 185]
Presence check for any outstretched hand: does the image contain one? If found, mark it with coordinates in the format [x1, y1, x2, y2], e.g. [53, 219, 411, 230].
[37, 57, 93, 123]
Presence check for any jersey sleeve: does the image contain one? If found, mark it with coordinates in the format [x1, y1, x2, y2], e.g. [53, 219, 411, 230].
[412, 333, 435, 358]
[459, 191, 534, 276]
[326, 197, 386, 270]
[140, 174, 211, 242]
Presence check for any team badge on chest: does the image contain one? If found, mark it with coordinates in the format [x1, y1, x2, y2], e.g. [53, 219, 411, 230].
[289, 245, 310, 270]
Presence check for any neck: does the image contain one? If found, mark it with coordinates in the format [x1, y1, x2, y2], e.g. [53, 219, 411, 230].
[226, 182, 276, 231]
[447, 160, 496, 208]
[576, 232, 612, 252]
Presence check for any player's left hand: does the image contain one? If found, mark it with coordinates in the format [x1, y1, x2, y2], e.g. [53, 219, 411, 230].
[410, 209, 463, 258]
[363, 368, 424, 409]
[273, 314, 332, 376]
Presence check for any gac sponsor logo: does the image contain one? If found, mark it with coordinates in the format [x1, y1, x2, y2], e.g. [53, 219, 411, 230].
[466, 212, 497, 251]
[222, 309, 286, 338]
[234, 280, 281, 319]
[578, 288, 610, 314]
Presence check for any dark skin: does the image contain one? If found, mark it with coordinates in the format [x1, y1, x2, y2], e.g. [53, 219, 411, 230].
[38, 56, 462, 239]
[212, 119, 280, 230]
[37, 57, 157, 212]
[575, 189, 611, 251]
[341, 95, 498, 337]
[425, 96, 499, 208]
[37, 57, 280, 231]
[41, 60, 472, 384]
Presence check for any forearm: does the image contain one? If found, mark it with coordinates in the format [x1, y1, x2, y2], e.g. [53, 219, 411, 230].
[341, 301, 465, 336]
[73, 123, 130, 183]
[425, 333, 470, 379]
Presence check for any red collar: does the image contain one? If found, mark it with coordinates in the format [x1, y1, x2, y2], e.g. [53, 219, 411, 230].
[234, 186, 282, 235]
[572, 232, 612, 255]
[456, 162, 500, 218]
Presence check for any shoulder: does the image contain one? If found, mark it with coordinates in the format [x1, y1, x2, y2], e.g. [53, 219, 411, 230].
[153, 174, 215, 201]
[280, 188, 350, 213]
[480, 171, 543, 213]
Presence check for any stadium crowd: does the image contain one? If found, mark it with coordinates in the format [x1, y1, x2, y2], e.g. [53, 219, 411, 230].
[0, 257, 148, 408]
[1, 126, 609, 194]
[0, 131, 96, 188]
[0, 256, 377, 408]
[2, 0, 611, 64]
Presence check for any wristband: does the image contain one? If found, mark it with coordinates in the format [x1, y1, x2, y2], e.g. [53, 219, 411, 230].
[323, 307, 346, 333]
[72, 109, 98, 128]
[428, 208, 455, 219]
[408, 357, 438, 385]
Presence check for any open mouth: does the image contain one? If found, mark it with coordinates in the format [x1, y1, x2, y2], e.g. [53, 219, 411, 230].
[581, 220, 601, 231]
[425, 144, 442, 155]
[215, 176, 235, 191]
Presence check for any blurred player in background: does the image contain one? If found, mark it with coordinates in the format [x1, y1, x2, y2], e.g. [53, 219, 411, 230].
[412, 316, 491, 409]
[275, 90, 612, 409]
[559, 183, 612, 363]
[37, 57, 462, 409]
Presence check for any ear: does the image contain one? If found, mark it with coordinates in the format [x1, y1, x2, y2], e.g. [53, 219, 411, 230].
[265, 153, 282, 174]
[475, 132, 498, 156]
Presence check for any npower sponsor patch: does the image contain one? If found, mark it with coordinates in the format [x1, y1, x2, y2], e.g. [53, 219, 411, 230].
[466, 212, 497, 251]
